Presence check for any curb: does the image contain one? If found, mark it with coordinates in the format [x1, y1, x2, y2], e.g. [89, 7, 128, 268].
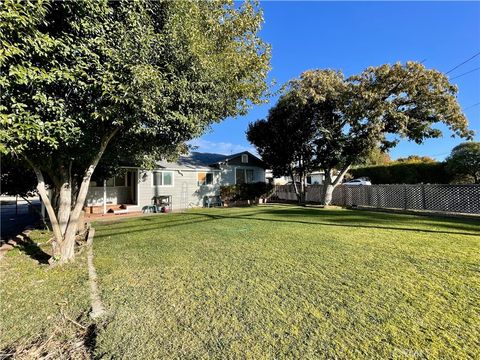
[86, 228, 106, 319]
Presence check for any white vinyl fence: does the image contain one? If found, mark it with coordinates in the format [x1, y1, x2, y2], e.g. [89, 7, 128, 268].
[274, 184, 480, 215]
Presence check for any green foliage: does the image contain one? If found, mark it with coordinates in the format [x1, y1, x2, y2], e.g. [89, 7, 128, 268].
[446, 142, 480, 184]
[359, 146, 392, 166]
[0, 154, 37, 197]
[248, 63, 473, 193]
[350, 162, 450, 184]
[0, 0, 270, 180]
[220, 182, 273, 201]
[396, 155, 436, 163]
[0, 0, 270, 253]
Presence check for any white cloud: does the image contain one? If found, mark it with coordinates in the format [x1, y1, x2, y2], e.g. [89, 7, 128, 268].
[188, 139, 258, 156]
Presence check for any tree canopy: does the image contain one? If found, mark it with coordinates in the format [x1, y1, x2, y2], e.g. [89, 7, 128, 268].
[248, 63, 473, 204]
[446, 142, 480, 184]
[0, 0, 271, 262]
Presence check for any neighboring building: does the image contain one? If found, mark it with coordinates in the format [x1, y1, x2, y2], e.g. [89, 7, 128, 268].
[266, 170, 326, 186]
[306, 171, 325, 185]
[85, 151, 267, 213]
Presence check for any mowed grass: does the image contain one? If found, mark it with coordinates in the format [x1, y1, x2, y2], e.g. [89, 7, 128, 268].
[0, 230, 90, 352]
[92, 205, 480, 359]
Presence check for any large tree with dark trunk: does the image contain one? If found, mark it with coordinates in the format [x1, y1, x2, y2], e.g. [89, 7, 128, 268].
[248, 64, 472, 205]
[0, 0, 270, 263]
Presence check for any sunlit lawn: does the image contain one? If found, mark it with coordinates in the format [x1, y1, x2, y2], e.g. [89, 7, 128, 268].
[0, 230, 90, 355]
[90, 205, 480, 359]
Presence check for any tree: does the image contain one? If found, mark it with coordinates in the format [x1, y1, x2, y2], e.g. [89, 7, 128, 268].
[359, 146, 392, 166]
[446, 142, 480, 183]
[1, 0, 270, 263]
[246, 91, 319, 204]
[396, 155, 436, 163]
[248, 63, 472, 205]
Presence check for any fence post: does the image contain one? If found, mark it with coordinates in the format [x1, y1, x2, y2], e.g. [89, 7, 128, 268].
[421, 183, 426, 210]
[403, 184, 408, 210]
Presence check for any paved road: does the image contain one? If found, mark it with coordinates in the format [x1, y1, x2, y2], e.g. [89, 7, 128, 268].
[1, 198, 40, 240]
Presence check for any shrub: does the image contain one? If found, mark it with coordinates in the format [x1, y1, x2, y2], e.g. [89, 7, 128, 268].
[350, 162, 450, 184]
[220, 182, 273, 201]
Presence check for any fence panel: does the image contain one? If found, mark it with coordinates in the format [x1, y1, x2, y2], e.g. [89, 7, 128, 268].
[274, 184, 480, 214]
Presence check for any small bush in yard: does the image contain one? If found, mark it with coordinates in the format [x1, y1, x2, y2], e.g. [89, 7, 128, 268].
[220, 182, 273, 201]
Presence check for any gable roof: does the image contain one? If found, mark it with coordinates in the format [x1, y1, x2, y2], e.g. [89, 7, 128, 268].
[155, 151, 265, 170]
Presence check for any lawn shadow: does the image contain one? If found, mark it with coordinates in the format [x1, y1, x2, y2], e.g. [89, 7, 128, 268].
[15, 238, 50, 264]
[94, 207, 480, 240]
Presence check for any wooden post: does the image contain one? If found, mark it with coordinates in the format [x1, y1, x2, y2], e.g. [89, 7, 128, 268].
[103, 180, 107, 215]
[421, 183, 426, 210]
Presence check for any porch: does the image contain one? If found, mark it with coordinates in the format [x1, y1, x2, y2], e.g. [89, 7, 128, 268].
[84, 170, 140, 216]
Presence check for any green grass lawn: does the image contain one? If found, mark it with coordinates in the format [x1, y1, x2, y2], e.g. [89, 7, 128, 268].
[0, 230, 90, 356]
[89, 205, 480, 359]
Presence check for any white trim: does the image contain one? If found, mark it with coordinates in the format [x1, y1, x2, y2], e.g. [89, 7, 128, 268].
[151, 170, 175, 188]
[136, 169, 140, 206]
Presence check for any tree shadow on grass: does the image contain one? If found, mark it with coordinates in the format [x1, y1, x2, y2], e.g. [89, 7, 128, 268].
[94, 209, 480, 241]
[16, 239, 50, 265]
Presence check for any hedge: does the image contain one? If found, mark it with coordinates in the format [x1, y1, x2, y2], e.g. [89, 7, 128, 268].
[350, 162, 451, 184]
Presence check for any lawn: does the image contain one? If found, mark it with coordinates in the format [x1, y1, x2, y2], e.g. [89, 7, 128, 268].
[0, 230, 90, 357]
[88, 205, 480, 359]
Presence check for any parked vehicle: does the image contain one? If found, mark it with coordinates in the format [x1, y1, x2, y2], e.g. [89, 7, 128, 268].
[344, 178, 372, 186]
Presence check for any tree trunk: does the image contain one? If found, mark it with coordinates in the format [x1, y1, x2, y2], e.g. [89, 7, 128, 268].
[26, 129, 119, 264]
[323, 176, 335, 206]
[322, 165, 351, 206]
[58, 181, 72, 235]
[298, 173, 306, 205]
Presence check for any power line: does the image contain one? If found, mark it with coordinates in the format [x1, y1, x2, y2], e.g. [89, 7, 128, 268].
[445, 51, 480, 74]
[463, 102, 480, 111]
[450, 67, 480, 80]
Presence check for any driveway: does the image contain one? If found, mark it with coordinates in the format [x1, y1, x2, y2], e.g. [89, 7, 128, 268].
[1, 197, 41, 240]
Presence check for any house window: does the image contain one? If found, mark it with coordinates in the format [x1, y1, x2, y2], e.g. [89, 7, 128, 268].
[106, 178, 115, 187]
[241, 154, 248, 163]
[246, 169, 254, 183]
[307, 176, 312, 185]
[236, 168, 246, 184]
[153, 171, 174, 186]
[236, 169, 254, 184]
[114, 174, 127, 187]
[198, 172, 214, 185]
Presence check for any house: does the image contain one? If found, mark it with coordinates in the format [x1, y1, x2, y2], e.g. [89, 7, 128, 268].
[84, 151, 267, 214]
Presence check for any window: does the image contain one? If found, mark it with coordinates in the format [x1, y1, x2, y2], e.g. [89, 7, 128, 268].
[114, 174, 126, 187]
[307, 176, 312, 185]
[246, 169, 254, 183]
[198, 172, 214, 186]
[236, 168, 246, 184]
[236, 169, 254, 184]
[153, 171, 174, 186]
[241, 154, 248, 163]
[106, 178, 115, 187]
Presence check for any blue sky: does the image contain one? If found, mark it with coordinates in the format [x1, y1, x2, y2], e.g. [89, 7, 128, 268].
[191, 1, 480, 160]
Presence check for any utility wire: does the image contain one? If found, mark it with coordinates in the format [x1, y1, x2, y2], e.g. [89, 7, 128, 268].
[463, 102, 480, 111]
[445, 51, 480, 74]
[450, 67, 480, 80]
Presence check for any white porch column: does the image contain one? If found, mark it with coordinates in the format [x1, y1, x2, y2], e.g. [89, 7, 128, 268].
[103, 179, 107, 214]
